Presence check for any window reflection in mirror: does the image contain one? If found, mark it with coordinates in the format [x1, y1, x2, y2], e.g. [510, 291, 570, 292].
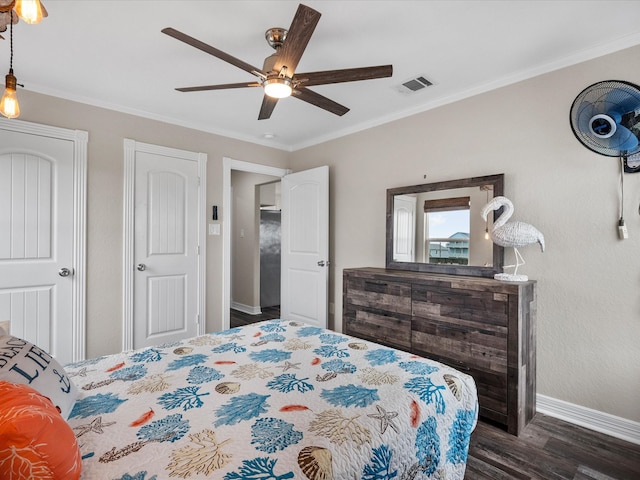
[391, 186, 495, 267]
[386, 174, 503, 277]
[426, 207, 470, 265]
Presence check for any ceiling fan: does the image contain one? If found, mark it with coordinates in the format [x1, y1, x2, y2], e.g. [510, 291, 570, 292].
[162, 3, 393, 120]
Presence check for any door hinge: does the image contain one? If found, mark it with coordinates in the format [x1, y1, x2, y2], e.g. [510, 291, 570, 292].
[196, 314, 200, 326]
[197, 245, 200, 255]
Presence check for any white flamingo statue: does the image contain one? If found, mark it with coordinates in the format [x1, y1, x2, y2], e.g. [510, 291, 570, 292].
[481, 196, 545, 281]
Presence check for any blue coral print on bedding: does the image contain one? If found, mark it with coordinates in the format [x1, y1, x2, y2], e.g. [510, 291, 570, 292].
[65, 320, 478, 479]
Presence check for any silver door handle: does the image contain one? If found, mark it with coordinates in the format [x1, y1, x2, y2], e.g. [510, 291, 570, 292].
[317, 261, 330, 267]
[58, 267, 72, 277]
[137, 264, 146, 271]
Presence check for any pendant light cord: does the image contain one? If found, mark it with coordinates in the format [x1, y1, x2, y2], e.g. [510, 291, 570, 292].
[9, 9, 13, 71]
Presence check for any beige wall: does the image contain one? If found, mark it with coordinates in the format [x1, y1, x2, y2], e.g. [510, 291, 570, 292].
[10, 43, 640, 424]
[290, 45, 640, 423]
[15, 90, 290, 358]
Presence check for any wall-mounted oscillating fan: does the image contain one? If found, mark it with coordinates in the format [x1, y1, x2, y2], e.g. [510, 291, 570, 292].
[570, 80, 640, 172]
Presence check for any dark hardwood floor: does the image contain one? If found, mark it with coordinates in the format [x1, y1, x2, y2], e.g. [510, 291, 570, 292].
[466, 413, 640, 479]
[230, 305, 280, 328]
[229, 310, 639, 479]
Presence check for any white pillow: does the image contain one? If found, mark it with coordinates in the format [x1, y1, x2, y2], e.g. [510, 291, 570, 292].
[0, 334, 79, 419]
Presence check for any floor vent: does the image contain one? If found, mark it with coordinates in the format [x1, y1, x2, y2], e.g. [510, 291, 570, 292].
[396, 75, 436, 94]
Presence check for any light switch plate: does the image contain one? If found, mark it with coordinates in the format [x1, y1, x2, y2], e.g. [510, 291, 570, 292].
[208, 223, 220, 236]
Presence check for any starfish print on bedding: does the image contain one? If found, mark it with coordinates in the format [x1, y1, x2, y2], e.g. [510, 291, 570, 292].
[367, 404, 399, 434]
[73, 416, 116, 437]
[278, 361, 301, 371]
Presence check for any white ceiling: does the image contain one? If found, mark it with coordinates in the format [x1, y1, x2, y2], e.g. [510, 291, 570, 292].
[5, 1, 640, 151]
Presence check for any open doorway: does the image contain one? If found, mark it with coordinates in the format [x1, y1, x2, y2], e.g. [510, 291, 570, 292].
[229, 171, 282, 327]
[223, 158, 290, 330]
[222, 158, 329, 332]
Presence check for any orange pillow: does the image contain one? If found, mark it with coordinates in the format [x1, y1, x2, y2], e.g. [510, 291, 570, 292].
[0, 381, 82, 480]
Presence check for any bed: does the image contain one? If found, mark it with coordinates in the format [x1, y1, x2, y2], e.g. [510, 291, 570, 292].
[64, 319, 478, 479]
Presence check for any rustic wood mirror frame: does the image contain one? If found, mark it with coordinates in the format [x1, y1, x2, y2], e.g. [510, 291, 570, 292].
[386, 174, 504, 277]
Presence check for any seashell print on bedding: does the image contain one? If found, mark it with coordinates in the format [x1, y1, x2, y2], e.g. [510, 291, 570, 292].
[443, 374, 463, 401]
[173, 347, 194, 355]
[298, 446, 333, 480]
[215, 382, 241, 394]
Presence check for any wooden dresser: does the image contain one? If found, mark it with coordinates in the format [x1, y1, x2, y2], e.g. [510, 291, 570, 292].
[343, 267, 536, 436]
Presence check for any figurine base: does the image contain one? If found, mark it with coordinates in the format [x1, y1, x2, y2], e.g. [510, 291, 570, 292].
[494, 273, 528, 282]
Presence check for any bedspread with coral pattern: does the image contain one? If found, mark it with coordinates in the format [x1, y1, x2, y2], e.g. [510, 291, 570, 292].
[65, 320, 478, 480]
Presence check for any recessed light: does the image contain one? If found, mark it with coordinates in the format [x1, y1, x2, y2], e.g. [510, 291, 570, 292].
[263, 133, 276, 139]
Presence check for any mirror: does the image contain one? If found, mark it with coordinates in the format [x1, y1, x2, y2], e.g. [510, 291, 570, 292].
[386, 174, 504, 277]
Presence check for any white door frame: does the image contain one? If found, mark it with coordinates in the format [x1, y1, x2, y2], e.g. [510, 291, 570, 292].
[222, 157, 290, 330]
[0, 117, 88, 361]
[123, 139, 207, 351]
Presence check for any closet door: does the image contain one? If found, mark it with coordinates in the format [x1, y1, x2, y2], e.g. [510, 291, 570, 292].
[0, 121, 87, 364]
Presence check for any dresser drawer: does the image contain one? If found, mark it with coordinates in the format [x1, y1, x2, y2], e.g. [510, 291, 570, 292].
[412, 283, 510, 327]
[344, 276, 411, 315]
[411, 316, 508, 374]
[344, 304, 411, 351]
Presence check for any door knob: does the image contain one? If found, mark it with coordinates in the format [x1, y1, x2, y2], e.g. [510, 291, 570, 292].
[317, 260, 330, 267]
[58, 267, 72, 277]
[137, 264, 146, 271]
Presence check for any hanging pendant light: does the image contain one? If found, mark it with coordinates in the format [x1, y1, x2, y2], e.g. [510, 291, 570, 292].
[0, 10, 20, 119]
[0, 69, 19, 118]
[482, 186, 491, 240]
[14, 0, 44, 25]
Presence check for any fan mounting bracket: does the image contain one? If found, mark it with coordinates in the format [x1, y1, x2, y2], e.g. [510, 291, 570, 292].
[265, 28, 287, 50]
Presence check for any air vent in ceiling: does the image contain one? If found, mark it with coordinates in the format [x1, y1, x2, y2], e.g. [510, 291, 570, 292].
[396, 75, 436, 95]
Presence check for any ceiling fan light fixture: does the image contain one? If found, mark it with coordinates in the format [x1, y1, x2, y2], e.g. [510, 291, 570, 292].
[0, 69, 20, 118]
[263, 77, 293, 99]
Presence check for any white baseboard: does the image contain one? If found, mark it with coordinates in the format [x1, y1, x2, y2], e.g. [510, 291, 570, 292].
[537, 394, 640, 445]
[230, 302, 262, 315]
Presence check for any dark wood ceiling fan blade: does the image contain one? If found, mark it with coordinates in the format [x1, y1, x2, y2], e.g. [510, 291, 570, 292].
[162, 27, 263, 76]
[274, 4, 321, 75]
[176, 82, 261, 92]
[293, 88, 349, 116]
[297, 65, 393, 87]
[258, 95, 279, 120]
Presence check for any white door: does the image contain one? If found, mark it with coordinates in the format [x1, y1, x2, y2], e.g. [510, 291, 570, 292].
[0, 121, 87, 364]
[393, 194, 416, 262]
[127, 142, 204, 349]
[281, 166, 329, 328]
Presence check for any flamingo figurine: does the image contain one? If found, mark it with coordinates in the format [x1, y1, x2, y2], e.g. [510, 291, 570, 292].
[481, 196, 545, 281]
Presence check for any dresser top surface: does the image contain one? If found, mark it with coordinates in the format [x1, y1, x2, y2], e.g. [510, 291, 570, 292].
[343, 267, 536, 289]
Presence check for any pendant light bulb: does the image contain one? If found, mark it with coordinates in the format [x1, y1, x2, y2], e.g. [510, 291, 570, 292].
[14, 0, 44, 25]
[0, 70, 20, 119]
